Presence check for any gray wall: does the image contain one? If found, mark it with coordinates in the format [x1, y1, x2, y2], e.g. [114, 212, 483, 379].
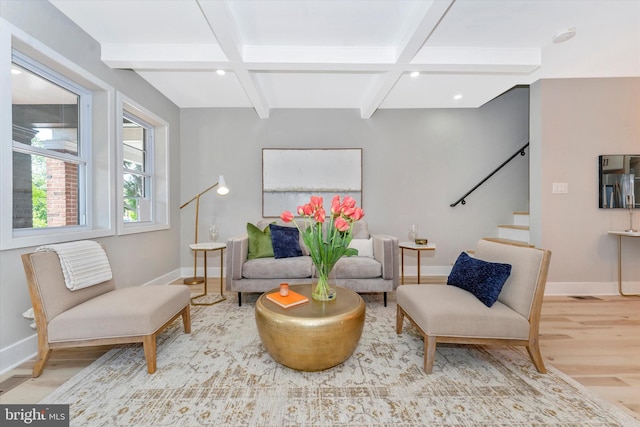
[0, 1, 181, 372]
[530, 77, 640, 293]
[179, 88, 531, 276]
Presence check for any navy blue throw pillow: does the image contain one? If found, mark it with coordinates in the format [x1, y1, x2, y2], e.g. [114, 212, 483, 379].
[269, 224, 303, 259]
[447, 252, 512, 307]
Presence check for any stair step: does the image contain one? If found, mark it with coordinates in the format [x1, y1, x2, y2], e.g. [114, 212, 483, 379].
[497, 224, 530, 242]
[498, 225, 529, 230]
[483, 237, 534, 247]
[512, 212, 530, 226]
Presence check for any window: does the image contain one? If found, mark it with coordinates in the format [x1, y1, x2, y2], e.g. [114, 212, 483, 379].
[122, 113, 153, 223]
[1, 20, 114, 249]
[11, 53, 88, 230]
[117, 94, 169, 235]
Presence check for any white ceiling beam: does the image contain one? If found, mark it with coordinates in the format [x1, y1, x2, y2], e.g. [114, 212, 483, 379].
[360, 0, 454, 118]
[395, 0, 455, 63]
[413, 47, 540, 69]
[360, 70, 403, 119]
[197, 0, 269, 118]
[101, 43, 228, 69]
[243, 46, 396, 64]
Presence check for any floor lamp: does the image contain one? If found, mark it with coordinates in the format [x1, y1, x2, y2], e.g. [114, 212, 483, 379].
[180, 175, 229, 285]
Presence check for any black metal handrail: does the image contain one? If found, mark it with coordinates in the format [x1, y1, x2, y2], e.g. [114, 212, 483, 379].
[450, 142, 529, 207]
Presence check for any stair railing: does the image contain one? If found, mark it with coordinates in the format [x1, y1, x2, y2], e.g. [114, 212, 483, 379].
[450, 142, 529, 207]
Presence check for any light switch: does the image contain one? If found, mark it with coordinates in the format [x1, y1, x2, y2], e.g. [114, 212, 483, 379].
[552, 183, 569, 194]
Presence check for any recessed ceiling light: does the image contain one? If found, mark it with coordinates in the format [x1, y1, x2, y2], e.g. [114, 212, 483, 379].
[216, 69, 226, 76]
[553, 27, 576, 43]
[453, 94, 463, 100]
[11, 68, 21, 75]
[410, 71, 420, 78]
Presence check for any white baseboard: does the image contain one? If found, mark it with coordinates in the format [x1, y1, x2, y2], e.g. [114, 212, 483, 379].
[410, 266, 640, 296]
[404, 266, 452, 277]
[142, 269, 183, 287]
[544, 281, 640, 296]
[0, 269, 183, 375]
[180, 266, 224, 279]
[0, 333, 37, 376]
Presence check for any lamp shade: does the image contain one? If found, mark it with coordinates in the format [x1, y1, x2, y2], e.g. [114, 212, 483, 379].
[216, 175, 229, 195]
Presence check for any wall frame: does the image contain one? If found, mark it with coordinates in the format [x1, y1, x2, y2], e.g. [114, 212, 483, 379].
[262, 148, 363, 217]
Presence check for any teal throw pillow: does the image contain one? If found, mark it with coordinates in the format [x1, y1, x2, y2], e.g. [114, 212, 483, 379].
[247, 223, 274, 260]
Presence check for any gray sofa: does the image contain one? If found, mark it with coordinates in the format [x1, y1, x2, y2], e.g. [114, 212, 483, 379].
[226, 219, 399, 306]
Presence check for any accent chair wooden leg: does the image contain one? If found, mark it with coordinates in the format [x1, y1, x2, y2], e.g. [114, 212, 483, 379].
[424, 335, 436, 374]
[181, 305, 191, 334]
[238, 292, 242, 306]
[142, 335, 157, 374]
[395, 306, 404, 334]
[32, 345, 52, 378]
[383, 292, 387, 307]
[526, 338, 547, 374]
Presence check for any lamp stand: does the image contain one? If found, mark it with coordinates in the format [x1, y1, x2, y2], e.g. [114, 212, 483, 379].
[180, 178, 228, 286]
[183, 194, 205, 285]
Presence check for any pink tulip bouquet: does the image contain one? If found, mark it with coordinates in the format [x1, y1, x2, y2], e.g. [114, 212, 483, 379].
[281, 195, 365, 301]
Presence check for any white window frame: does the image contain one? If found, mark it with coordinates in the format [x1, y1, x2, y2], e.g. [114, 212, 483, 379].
[0, 18, 115, 250]
[116, 92, 170, 235]
[11, 50, 90, 230]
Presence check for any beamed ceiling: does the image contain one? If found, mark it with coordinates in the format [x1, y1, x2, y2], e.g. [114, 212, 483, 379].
[49, 0, 640, 118]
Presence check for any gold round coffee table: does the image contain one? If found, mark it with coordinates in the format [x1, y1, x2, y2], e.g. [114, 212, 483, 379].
[255, 284, 366, 371]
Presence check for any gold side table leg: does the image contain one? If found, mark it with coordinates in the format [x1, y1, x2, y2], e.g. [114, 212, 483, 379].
[191, 249, 227, 306]
[417, 251, 421, 284]
[617, 235, 640, 297]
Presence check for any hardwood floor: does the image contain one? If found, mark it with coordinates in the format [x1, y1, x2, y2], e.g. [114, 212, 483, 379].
[1, 278, 639, 422]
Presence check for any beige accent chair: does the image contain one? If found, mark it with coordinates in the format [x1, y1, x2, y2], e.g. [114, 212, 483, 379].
[21, 250, 191, 377]
[396, 239, 552, 374]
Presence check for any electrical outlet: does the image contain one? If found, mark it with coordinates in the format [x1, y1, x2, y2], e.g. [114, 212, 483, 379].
[552, 183, 569, 194]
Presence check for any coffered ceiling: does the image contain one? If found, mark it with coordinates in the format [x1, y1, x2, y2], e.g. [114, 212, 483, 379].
[49, 0, 640, 118]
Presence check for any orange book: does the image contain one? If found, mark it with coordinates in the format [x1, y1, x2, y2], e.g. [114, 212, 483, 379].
[266, 290, 309, 308]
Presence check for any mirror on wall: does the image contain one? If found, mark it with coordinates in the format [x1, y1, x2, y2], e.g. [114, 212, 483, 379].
[599, 155, 639, 208]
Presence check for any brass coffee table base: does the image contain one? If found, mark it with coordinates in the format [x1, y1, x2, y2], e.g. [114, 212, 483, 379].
[255, 285, 366, 371]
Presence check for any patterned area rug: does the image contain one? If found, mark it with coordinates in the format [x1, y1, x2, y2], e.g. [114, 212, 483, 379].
[41, 292, 639, 426]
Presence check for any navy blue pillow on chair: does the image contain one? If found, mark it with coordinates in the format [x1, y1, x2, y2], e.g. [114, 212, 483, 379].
[447, 252, 512, 307]
[269, 224, 303, 259]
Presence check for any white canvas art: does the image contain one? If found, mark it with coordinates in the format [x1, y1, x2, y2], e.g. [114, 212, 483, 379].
[262, 148, 362, 217]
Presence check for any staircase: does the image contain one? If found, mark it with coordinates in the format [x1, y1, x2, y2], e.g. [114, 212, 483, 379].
[484, 212, 533, 247]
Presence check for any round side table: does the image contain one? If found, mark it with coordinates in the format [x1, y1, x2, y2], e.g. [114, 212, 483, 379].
[255, 284, 365, 371]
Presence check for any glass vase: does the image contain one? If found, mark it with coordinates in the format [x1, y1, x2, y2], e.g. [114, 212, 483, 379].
[312, 266, 337, 302]
[209, 225, 218, 242]
[408, 224, 418, 242]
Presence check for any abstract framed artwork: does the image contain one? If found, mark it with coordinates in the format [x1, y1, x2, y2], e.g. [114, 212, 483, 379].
[262, 148, 363, 217]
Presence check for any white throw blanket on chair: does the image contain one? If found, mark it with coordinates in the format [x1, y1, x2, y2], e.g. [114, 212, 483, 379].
[37, 240, 113, 291]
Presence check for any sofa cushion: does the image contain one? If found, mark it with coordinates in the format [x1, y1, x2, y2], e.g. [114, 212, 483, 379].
[348, 238, 373, 257]
[351, 221, 370, 239]
[269, 224, 303, 259]
[396, 285, 530, 339]
[447, 252, 511, 307]
[334, 256, 381, 279]
[48, 285, 190, 342]
[247, 223, 274, 260]
[242, 256, 313, 279]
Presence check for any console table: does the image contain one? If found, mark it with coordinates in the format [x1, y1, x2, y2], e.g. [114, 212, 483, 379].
[399, 242, 436, 284]
[189, 242, 226, 305]
[608, 231, 640, 296]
